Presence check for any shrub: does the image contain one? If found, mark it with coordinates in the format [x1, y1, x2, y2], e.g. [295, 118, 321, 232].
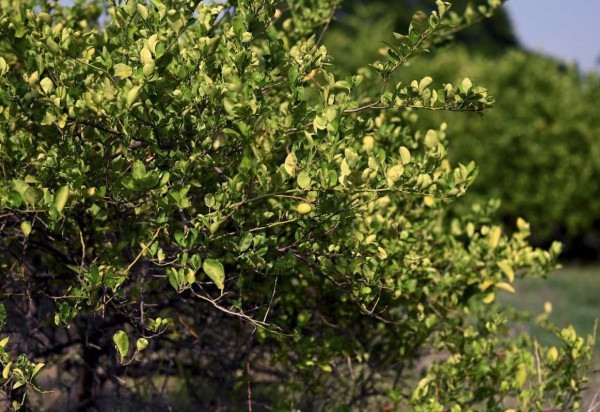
[0, 0, 593, 410]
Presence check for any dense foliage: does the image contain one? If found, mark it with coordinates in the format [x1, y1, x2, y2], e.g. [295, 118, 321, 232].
[0, 0, 593, 410]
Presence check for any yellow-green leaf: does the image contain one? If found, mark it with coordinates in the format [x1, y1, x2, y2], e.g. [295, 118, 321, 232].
[20, 221, 32, 237]
[40, 77, 54, 95]
[31, 363, 45, 378]
[418, 76, 433, 93]
[137, 4, 149, 19]
[515, 363, 527, 388]
[113, 330, 130, 361]
[131, 160, 146, 180]
[497, 261, 514, 282]
[140, 47, 153, 64]
[386, 164, 404, 183]
[127, 85, 142, 108]
[424, 129, 438, 147]
[147, 34, 159, 55]
[54, 186, 70, 212]
[0, 57, 7, 75]
[479, 280, 494, 291]
[376, 247, 388, 259]
[284, 153, 298, 177]
[136, 338, 149, 352]
[114, 63, 133, 78]
[482, 292, 495, 304]
[496, 282, 515, 293]
[462, 77, 473, 93]
[203, 259, 225, 292]
[399, 146, 411, 164]
[436, 0, 446, 15]
[143, 62, 155, 77]
[2, 362, 11, 380]
[0, 337, 9, 348]
[488, 226, 502, 249]
[297, 171, 311, 189]
[186, 268, 196, 284]
[27, 71, 40, 85]
[547, 347, 558, 363]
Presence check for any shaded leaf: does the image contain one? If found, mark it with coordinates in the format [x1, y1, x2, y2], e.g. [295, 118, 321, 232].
[113, 330, 130, 361]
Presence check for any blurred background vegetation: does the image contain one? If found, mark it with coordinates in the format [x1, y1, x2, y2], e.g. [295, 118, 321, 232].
[325, 0, 600, 375]
[327, 0, 600, 259]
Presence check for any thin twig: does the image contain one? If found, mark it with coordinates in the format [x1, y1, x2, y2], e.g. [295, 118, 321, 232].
[533, 339, 543, 386]
[246, 359, 253, 412]
[125, 227, 162, 275]
[315, 2, 339, 48]
[262, 275, 278, 323]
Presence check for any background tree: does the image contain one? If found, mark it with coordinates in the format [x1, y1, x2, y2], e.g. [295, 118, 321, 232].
[327, 0, 600, 258]
[0, 0, 593, 410]
[327, 0, 517, 73]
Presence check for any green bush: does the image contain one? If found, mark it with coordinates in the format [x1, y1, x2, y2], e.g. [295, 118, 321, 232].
[0, 0, 593, 410]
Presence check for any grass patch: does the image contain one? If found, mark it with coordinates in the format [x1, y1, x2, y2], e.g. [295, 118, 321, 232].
[502, 266, 600, 342]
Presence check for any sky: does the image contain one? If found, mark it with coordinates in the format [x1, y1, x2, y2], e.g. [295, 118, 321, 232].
[505, 0, 600, 72]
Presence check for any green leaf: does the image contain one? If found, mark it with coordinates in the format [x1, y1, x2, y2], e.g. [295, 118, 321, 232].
[204, 193, 216, 208]
[23, 187, 41, 205]
[113, 330, 130, 361]
[410, 11, 429, 33]
[239, 233, 253, 252]
[131, 160, 146, 180]
[168, 268, 180, 291]
[297, 171, 312, 189]
[54, 186, 70, 212]
[203, 259, 225, 292]
[114, 63, 133, 78]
